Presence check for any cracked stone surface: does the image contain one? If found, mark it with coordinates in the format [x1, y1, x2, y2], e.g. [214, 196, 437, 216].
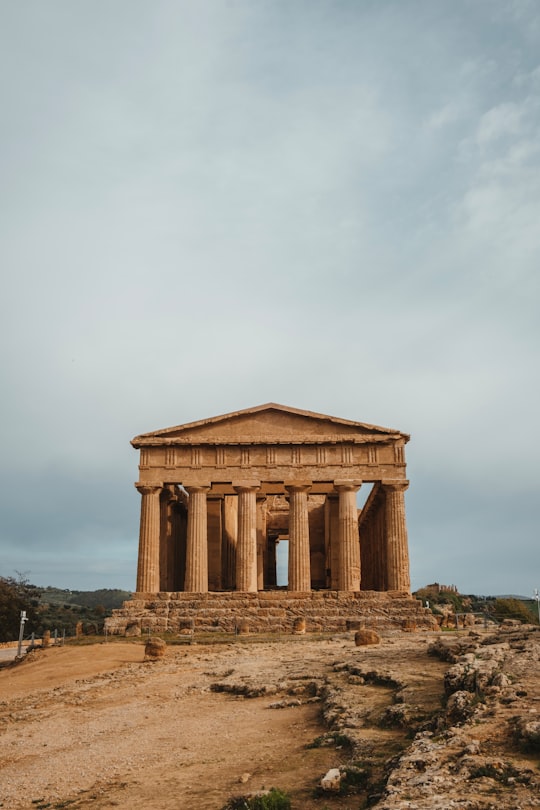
[0, 627, 538, 809]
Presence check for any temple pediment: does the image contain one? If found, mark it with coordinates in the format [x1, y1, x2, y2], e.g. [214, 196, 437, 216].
[132, 403, 408, 447]
[127, 403, 412, 600]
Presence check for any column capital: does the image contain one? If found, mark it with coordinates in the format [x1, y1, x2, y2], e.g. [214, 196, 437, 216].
[284, 481, 312, 494]
[135, 483, 162, 496]
[233, 482, 260, 493]
[185, 484, 211, 495]
[162, 483, 177, 501]
[381, 480, 409, 492]
[334, 479, 362, 492]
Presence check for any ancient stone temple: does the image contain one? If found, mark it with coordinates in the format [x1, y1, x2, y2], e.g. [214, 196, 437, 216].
[107, 404, 433, 634]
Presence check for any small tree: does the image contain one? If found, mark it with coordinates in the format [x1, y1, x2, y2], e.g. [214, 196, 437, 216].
[0, 576, 41, 642]
[492, 598, 539, 625]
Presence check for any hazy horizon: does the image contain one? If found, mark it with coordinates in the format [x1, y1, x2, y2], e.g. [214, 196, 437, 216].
[1, 2, 539, 597]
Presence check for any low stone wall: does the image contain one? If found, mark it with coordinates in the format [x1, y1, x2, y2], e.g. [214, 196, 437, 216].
[105, 590, 437, 636]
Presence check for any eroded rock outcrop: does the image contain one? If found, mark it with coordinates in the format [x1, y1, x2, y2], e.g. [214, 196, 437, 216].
[375, 627, 540, 809]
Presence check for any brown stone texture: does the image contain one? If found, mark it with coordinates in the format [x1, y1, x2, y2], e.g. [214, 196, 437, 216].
[354, 629, 381, 645]
[383, 481, 411, 592]
[125, 404, 417, 631]
[235, 485, 258, 592]
[135, 485, 161, 592]
[106, 590, 435, 636]
[3, 630, 539, 810]
[286, 484, 311, 592]
[336, 482, 362, 591]
[184, 486, 209, 593]
[144, 636, 166, 660]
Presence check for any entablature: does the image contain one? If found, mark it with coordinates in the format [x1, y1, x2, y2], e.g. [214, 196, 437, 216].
[133, 434, 404, 446]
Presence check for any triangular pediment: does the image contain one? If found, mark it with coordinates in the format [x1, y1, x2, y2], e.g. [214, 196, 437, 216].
[132, 403, 408, 446]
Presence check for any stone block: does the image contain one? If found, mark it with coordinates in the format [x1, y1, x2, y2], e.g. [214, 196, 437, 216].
[321, 768, 342, 791]
[125, 622, 142, 637]
[144, 637, 166, 660]
[293, 617, 306, 634]
[355, 629, 381, 646]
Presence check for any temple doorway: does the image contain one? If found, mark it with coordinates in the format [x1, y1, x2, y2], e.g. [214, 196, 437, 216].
[275, 537, 289, 587]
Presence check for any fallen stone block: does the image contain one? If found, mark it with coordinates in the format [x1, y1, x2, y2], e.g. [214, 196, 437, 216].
[144, 637, 166, 660]
[321, 767, 343, 791]
[355, 629, 381, 646]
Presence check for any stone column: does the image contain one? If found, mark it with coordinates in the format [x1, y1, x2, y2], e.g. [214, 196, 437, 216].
[171, 501, 187, 592]
[184, 486, 210, 593]
[286, 483, 311, 592]
[222, 495, 238, 589]
[159, 486, 176, 591]
[335, 480, 362, 592]
[383, 481, 411, 592]
[135, 484, 162, 593]
[256, 496, 267, 591]
[266, 533, 278, 589]
[235, 485, 259, 592]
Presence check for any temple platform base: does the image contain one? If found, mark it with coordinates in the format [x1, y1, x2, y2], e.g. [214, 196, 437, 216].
[105, 590, 437, 636]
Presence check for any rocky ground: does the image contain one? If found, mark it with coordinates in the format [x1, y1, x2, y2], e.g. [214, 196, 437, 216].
[0, 626, 538, 809]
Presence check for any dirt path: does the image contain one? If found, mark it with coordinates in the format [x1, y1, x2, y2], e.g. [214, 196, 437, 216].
[0, 635, 447, 809]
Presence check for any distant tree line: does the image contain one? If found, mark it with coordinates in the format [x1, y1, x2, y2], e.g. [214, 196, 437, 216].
[0, 576, 132, 641]
[415, 587, 539, 625]
[0, 576, 41, 642]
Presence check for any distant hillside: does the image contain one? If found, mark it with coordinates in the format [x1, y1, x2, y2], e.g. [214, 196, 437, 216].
[33, 587, 133, 636]
[414, 588, 539, 625]
[40, 587, 132, 611]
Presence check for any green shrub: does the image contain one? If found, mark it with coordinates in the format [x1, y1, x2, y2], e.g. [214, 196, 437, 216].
[492, 598, 539, 625]
[306, 731, 353, 749]
[221, 787, 291, 810]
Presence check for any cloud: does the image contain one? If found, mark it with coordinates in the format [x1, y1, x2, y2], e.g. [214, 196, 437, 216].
[0, 1, 539, 596]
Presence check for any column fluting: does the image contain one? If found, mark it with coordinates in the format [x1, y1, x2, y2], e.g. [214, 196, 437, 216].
[286, 484, 311, 591]
[184, 486, 210, 593]
[383, 481, 411, 592]
[335, 481, 362, 592]
[135, 484, 162, 593]
[235, 485, 259, 592]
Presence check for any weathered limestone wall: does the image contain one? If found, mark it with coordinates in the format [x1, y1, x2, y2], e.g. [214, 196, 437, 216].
[106, 591, 436, 636]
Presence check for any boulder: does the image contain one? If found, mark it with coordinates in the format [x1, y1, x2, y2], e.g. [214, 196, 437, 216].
[293, 617, 306, 634]
[321, 768, 342, 791]
[144, 637, 166, 660]
[355, 629, 381, 646]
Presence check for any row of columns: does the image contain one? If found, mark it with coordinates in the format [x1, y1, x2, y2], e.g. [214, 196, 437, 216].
[135, 480, 409, 594]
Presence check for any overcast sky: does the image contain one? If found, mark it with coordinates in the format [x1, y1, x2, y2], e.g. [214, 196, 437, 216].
[1, 1, 539, 597]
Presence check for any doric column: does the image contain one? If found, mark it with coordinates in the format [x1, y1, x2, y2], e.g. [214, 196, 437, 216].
[184, 486, 210, 593]
[234, 485, 259, 592]
[256, 495, 267, 591]
[222, 495, 238, 589]
[383, 481, 411, 592]
[171, 501, 187, 592]
[266, 533, 278, 589]
[135, 484, 162, 593]
[159, 485, 176, 591]
[285, 483, 311, 591]
[335, 480, 362, 592]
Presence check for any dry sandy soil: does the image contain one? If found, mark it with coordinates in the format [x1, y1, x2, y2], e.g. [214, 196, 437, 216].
[0, 629, 538, 810]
